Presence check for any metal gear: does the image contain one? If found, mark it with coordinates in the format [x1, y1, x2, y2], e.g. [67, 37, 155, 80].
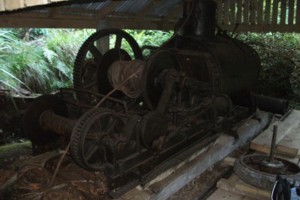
[234, 154, 300, 190]
[142, 50, 180, 110]
[70, 108, 126, 171]
[73, 29, 143, 97]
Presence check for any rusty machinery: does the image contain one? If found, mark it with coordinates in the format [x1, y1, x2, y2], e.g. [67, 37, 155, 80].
[22, 0, 290, 197]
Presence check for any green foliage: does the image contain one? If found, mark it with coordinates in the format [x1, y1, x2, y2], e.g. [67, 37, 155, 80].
[125, 30, 173, 56]
[0, 28, 93, 93]
[238, 32, 300, 100]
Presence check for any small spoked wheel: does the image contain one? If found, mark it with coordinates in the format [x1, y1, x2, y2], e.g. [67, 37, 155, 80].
[70, 108, 125, 171]
[234, 154, 300, 190]
[73, 29, 143, 96]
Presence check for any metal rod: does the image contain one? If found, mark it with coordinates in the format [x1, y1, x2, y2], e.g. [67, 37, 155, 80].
[269, 125, 278, 162]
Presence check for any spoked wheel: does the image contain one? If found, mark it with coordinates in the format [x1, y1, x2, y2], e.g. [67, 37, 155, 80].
[73, 29, 143, 97]
[234, 154, 300, 190]
[70, 108, 126, 171]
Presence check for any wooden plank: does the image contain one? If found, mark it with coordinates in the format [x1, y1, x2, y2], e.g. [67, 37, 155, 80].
[229, 0, 236, 25]
[243, 0, 250, 24]
[272, 0, 279, 24]
[216, 174, 270, 199]
[251, 110, 300, 158]
[117, 112, 270, 200]
[0, 0, 5, 11]
[208, 189, 257, 200]
[281, 0, 287, 24]
[5, 0, 25, 10]
[257, 0, 263, 24]
[277, 128, 300, 157]
[264, 0, 271, 24]
[25, 0, 47, 7]
[236, 0, 242, 23]
[289, 0, 295, 24]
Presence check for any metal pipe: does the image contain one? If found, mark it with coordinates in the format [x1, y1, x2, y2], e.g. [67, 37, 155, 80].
[40, 110, 76, 136]
[269, 125, 278, 162]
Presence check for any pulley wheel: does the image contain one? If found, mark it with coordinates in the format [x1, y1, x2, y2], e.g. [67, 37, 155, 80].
[142, 50, 180, 110]
[70, 108, 126, 171]
[73, 29, 143, 97]
[234, 154, 300, 190]
[22, 94, 68, 145]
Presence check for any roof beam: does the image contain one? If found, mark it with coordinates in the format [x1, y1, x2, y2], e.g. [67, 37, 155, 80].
[0, 16, 97, 28]
[95, 1, 118, 20]
[134, 0, 161, 22]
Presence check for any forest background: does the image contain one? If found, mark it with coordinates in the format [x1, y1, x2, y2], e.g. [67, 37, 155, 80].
[0, 28, 299, 106]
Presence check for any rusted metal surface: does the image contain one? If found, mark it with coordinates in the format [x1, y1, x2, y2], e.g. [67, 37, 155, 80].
[107, 60, 145, 98]
[17, 0, 282, 198]
[234, 154, 300, 190]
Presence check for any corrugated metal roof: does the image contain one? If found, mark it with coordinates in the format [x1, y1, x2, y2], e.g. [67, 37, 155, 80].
[0, 0, 299, 33]
[0, 0, 183, 30]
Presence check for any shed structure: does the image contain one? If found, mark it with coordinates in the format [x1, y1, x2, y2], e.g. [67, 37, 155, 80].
[0, 0, 299, 32]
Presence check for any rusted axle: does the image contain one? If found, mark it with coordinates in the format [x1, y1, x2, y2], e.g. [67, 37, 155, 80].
[39, 110, 76, 136]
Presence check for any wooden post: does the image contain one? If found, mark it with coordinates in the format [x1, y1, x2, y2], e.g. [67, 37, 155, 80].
[250, 0, 257, 24]
[229, 0, 236, 25]
[236, 0, 242, 24]
[216, 0, 223, 25]
[281, 0, 287, 25]
[257, 0, 263, 24]
[288, 0, 295, 24]
[244, 0, 250, 25]
[296, 0, 300, 24]
[96, 20, 110, 54]
[264, 0, 271, 24]
[272, 0, 279, 24]
[224, 0, 230, 25]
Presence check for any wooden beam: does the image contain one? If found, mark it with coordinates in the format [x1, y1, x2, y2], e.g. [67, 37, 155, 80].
[95, 1, 118, 20]
[0, 16, 98, 28]
[160, 4, 181, 29]
[134, 0, 161, 22]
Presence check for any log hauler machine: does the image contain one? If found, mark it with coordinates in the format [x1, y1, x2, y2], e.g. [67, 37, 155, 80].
[21, 0, 288, 197]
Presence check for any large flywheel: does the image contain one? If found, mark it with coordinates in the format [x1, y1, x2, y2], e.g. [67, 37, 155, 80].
[73, 29, 143, 97]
